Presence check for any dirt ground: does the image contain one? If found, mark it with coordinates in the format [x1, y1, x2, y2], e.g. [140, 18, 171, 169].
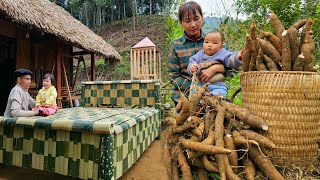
[0, 140, 168, 180]
[118, 140, 168, 180]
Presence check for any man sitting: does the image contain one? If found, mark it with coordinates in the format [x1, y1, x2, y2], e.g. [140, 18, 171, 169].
[4, 69, 39, 117]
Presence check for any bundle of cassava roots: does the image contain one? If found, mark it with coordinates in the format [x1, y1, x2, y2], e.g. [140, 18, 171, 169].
[162, 12, 317, 180]
[242, 12, 316, 72]
[162, 84, 285, 180]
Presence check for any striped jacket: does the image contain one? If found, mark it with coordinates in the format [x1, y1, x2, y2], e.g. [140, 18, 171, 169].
[168, 32, 205, 102]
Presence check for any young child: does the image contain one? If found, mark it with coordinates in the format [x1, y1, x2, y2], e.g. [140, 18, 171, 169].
[35, 74, 58, 116]
[187, 30, 242, 97]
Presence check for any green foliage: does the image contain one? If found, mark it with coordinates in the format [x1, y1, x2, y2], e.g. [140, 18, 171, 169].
[226, 73, 242, 106]
[162, 16, 184, 83]
[164, 16, 184, 43]
[94, 0, 111, 7]
[75, 52, 130, 87]
[97, 51, 131, 81]
[68, 0, 85, 10]
[60, 0, 181, 28]
[235, 0, 302, 28]
[161, 16, 184, 105]
[220, 18, 249, 51]
[208, 172, 221, 179]
[112, 52, 131, 80]
[311, 1, 320, 63]
[317, 2, 320, 14]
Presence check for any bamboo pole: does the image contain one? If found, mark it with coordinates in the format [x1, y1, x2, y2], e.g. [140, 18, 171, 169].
[158, 51, 161, 81]
[131, 48, 133, 80]
[145, 49, 149, 79]
[149, 49, 153, 78]
[83, 58, 89, 81]
[134, 49, 137, 79]
[141, 49, 145, 79]
[61, 59, 73, 108]
[137, 49, 141, 79]
[56, 48, 62, 98]
[72, 59, 80, 91]
[153, 47, 156, 79]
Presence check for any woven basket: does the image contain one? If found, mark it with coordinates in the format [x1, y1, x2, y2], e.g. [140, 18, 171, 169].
[241, 71, 320, 166]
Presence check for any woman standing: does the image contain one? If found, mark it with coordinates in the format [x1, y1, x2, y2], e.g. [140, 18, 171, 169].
[168, 1, 225, 103]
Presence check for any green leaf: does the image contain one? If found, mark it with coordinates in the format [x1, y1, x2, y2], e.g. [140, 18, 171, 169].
[208, 172, 221, 180]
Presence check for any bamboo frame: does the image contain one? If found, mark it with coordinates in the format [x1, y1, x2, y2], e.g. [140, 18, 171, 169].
[130, 46, 161, 80]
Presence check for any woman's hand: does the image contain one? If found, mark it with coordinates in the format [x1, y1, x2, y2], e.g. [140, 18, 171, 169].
[199, 64, 225, 83]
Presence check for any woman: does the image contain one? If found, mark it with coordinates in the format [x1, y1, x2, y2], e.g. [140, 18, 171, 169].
[168, 1, 225, 104]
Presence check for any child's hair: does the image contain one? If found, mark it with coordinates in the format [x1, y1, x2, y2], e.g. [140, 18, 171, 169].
[178, 1, 203, 22]
[207, 29, 224, 42]
[43, 73, 55, 85]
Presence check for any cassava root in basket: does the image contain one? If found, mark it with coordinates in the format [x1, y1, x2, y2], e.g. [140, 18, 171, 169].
[242, 12, 317, 72]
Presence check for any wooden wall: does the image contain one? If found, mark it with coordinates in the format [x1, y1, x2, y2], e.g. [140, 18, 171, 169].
[0, 19, 31, 69]
[0, 17, 73, 89]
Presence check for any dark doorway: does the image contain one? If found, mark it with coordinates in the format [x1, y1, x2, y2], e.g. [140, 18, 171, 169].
[0, 35, 16, 115]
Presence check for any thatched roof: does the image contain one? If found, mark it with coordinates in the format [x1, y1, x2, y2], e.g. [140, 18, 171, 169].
[0, 0, 121, 60]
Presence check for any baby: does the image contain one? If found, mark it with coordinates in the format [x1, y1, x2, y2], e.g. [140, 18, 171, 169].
[187, 30, 242, 97]
[35, 74, 58, 116]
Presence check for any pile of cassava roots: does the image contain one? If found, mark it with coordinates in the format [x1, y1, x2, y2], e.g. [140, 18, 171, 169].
[162, 12, 319, 180]
[162, 86, 284, 180]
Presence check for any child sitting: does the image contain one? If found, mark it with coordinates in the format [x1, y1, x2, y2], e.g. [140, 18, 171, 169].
[35, 74, 58, 116]
[187, 30, 243, 97]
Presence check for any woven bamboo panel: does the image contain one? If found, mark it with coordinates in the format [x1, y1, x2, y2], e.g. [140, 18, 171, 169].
[241, 71, 320, 166]
[81, 80, 161, 108]
[0, 109, 161, 180]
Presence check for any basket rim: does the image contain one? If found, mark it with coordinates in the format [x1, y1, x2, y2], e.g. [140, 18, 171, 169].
[241, 71, 320, 76]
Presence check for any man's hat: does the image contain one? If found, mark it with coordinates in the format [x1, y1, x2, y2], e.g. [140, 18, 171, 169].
[14, 69, 32, 78]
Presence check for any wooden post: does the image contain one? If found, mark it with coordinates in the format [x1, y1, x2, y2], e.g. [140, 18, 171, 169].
[137, 49, 140, 79]
[141, 49, 145, 79]
[91, 53, 96, 81]
[158, 51, 161, 81]
[149, 49, 152, 79]
[56, 48, 61, 98]
[83, 58, 90, 81]
[72, 59, 80, 91]
[61, 59, 73, 108]
[134, 50, 137, 79]
[131, 48, 133, 80]
[145, 48, 149, 79]
[153, 47, 156, 80]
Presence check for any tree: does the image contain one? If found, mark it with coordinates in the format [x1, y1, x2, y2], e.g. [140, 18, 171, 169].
[56, 0, 181, 28]
[235, 0, 302, 29]
[132, 0, 137, 32]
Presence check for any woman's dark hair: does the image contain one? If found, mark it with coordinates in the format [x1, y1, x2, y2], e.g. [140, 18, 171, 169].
[178, 1, 203, 22]
[207, 29, 224, 42]
[44, 73, 56, 85]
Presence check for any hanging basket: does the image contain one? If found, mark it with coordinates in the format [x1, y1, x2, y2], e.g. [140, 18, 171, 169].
[240, 71, 320, 167]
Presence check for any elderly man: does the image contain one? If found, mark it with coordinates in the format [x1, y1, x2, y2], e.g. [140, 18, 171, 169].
[4, 69, 39, 117]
